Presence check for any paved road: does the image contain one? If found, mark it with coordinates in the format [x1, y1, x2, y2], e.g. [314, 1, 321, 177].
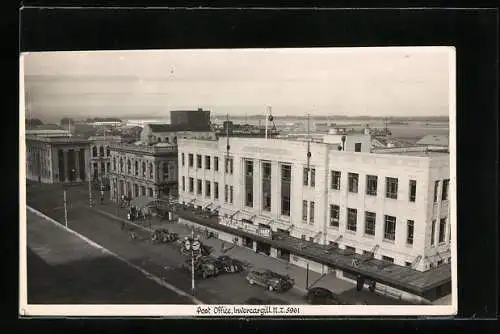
[26, 210, 193, 304]
[26, 182, 305, 305]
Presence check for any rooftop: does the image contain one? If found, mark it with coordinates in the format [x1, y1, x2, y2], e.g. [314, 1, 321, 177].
[110, 141, 177, 155]
[373, 146, 449, 157]
[25, 135, 89, 144]
[148, 123, 211, 132]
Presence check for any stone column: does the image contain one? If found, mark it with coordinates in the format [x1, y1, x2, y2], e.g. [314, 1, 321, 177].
[75, 148, 81, 182]
[63, 149, 69, 182]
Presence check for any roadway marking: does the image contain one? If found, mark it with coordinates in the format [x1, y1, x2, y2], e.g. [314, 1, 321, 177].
[26, 206, 204, 305]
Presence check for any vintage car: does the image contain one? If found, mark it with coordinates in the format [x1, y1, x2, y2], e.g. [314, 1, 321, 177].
[305, 287, 346, 305]
[244, 297, 290, 305]
[245, 269, 295, 292]
[151, 228, 179, 244]
[183, 257, 219, 279]
[214, 255, 245, 274]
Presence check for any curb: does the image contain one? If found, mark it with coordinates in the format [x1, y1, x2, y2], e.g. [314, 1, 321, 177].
[27, 205, 204, 305]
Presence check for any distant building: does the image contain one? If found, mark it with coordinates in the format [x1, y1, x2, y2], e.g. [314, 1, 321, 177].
[25, 135, 91, 184]
[25, 129, 71, 138]
[416, 135, 449, 148]
[92, 121, 122, 127]
[170, 108, 211, 131]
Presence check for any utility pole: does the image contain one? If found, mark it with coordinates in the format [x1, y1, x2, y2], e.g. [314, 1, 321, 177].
[63, 189, 68, 228]
[88, 160, 93, 208]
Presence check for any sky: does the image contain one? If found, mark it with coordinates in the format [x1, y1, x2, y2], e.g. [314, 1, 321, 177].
[22, 47, 454, 122]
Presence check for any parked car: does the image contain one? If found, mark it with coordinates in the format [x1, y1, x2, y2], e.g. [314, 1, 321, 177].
[214, 255, 245, 274]
[151, 228, 178, 244]
[244, 297, 290, 305]
[183, 258, 219, 279]
[305, 287, 345, 305]
[245, 269, 295, 292]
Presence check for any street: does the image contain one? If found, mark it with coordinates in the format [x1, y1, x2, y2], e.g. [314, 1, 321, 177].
[26, 181, 306, 304]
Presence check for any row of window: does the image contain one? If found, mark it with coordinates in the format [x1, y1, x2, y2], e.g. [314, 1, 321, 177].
[182, 176, 234, 204]
[92, 146, 110, 157]
[182, 153, 234, 174]
[112, 157, 174, 181]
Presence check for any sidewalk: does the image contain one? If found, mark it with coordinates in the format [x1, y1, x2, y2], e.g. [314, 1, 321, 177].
[93, 200, 354, 296]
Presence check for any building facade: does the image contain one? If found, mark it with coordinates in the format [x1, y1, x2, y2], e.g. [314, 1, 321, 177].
[89, 136, 122, 180]
[176, 136, 452, 302]
[26, 135, 91, 183]
[108, 142, 178, 201]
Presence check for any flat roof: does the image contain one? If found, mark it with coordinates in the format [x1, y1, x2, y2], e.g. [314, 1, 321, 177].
[25, 135, 90, 144]
[175, 206, 451, 297]
[382, 150, 449, 157]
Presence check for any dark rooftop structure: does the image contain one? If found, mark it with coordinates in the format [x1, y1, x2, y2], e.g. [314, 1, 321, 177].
[169, 109, 211, 132]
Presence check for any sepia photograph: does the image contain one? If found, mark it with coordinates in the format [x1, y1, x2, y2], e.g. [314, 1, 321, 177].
[19, 47, 457, 317]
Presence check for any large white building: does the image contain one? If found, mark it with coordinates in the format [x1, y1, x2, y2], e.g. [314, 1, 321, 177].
[176, 135, 452, 303]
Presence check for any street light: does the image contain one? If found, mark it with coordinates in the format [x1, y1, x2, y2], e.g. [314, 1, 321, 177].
[182, 229, 201, 296]
[63, 188, 68, 228]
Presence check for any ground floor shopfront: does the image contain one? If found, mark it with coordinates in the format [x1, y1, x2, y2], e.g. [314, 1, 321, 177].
[176, 206, 451, 304]
[108, 174, 178, 202]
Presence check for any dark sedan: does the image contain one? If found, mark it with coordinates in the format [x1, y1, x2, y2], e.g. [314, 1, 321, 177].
[245, 269, 295, 293]
[214, 255, 245, 274]
[305, 287, 346, 305]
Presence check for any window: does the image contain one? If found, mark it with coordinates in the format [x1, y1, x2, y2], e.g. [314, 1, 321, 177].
[438, 218, 446, 243]
[301, 235, 306, 240]
[162, 163, 169, 180]
[245, 160, 254, 207]
[197, 179, 202, 195]
[205, 156, 211, 170]
[364, 211, 376, 236]
[302, 200, 308, 222]
[188, 154, 194, 167]
[142, 162, 146, 177]
[196, 154, 202, 169]
[409, 180, 416, 202]
[303, 168, 309, 186]
[437, 260, 443, 266]
[433, 180, 440, 202]
[385, 177, 398, 199]
[354, 143, 362, 152]
[382, 256, 394, 263]
[281, 164, 291, 216]
[366, 175, 378, 196]
[262, 162, 272, 212]
[225, 157, 234, 174]
[405, 262, 412, 268]
[127, 160, 131, 174]
[224, 185, 228, 202]
[214, 182, 219, 200]
[120, 158, 124, 173]
[229, 186, 233, 204]
[407, 220, 414, 245]
[310, 168, 315, 187]
[181, 153, 185, 166]
[384, 215, 396, 241]
[347, 208, 357, 232]
[214, 157, 219, 171]
[309, 201, 315, 223]
[205, 181, 211, 197]
[182, 176, 185, 191]
[134, 161, 139, 175]
[331, 171, 341, 190]
[442, 179, 450, 201]
[106, 147, 110, 156]
[348, 173, 358, 193]
[113, 158, 116, 171]
[92, 146, 97, 157]
[431, 220, 436, 246]
[189, 177, 194, 193]
[329, 205, 340, 227]
[149, 163, 153, 179]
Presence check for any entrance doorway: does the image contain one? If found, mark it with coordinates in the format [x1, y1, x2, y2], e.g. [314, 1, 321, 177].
[256, 242, 271, 256]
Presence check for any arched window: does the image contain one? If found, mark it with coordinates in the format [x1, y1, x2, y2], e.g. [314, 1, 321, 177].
[106, 146, 110, 156]
[142, 162, 146, 177]
[120, 158, 123, 172]
[135, 161, 139, 176]
[127, 159, 131, 174]
[165, 137, 169, 143]
[149, 162, 153, 179]
[158, 137, 162, 142]
[113, 157, 116, 171]
[99, 146, 104, 157]
[92, 146, 97, 157]
[173, 136, 177, 144]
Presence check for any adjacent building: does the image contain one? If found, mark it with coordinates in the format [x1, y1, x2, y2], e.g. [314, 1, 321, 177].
[176, 134, 452, 303]
[108, 109, 215, 202]
[88, 135, 122, 180]
[26, 135, 91, 183]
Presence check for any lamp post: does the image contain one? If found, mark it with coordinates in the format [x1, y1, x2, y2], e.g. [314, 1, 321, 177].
[88, 159, 93, 208]
[182, 229, 201, 296]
